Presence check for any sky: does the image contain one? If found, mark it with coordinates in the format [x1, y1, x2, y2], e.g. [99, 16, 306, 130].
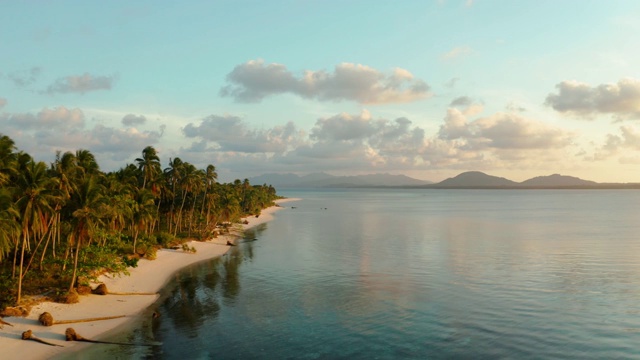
[2, 0, 640, 183]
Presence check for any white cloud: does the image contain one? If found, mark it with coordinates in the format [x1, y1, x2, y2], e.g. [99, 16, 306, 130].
[45, 72, 115, 94]
[0, 107, 163, 169]
[545, 78, 640, 119]
[591, 125, 640, 161]
[310, 110, 375, 141]
[439, 109, 573, 150]
[220, 59, 431, 104]
[0, 106, 85, 130]
[183, 114, 306, 153]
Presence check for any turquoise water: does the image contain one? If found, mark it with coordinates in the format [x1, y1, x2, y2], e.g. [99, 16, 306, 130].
[123, 189, 640, 359]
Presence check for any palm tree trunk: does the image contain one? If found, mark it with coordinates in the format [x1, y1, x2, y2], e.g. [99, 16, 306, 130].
[17, 229, 29, 304]
[175, 189, 187, 236]
[69, 233, 82, 292]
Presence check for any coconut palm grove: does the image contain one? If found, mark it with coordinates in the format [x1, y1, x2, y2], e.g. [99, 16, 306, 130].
[0, 134, 279, 309]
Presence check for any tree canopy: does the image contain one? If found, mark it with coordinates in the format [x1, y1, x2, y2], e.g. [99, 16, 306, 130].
[0, 134, 279, 307]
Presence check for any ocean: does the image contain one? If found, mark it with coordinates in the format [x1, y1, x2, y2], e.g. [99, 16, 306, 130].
[99, 189, 640, 359]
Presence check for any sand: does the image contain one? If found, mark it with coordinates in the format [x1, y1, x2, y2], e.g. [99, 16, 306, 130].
[0, 198, 299, 360]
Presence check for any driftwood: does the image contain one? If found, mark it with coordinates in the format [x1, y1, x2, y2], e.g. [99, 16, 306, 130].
[0, 317, 13, 328]
[91, 283, 157, 296]
[21, 330, 63, 347]
[38, 312, 125, 327]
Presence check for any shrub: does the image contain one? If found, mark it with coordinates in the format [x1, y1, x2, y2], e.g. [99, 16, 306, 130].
[156, 232, 177, 248]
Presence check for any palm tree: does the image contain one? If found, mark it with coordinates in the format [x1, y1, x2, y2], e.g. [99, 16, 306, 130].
[0, 187, 19, 263]
[130, 187, 156, 253]
[175, 163, 201, 236]
[68, 174, 106, 292]
[136, 146, 161, 190]
[14, 159, 58, 304]
[43, 151, 77, 264]
[164, 158, 183, 234]
[0, 134, 17, 186]
[200, 164, 217, 216]
[75, 149, 99, 177]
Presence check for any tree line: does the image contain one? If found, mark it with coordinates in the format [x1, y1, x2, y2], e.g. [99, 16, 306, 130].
[0, 134, 279, 307]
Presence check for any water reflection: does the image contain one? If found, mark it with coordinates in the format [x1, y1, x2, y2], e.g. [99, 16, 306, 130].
[143, 224, 269, 359]
[107, 190, 640, 359]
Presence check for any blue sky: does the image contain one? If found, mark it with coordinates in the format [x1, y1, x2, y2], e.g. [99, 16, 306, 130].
[2, 0, 640, 182]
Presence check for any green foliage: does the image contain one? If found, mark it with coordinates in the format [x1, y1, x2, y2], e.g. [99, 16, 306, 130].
[181, 243, 197, 253]
[156, 231, 177, 248]
[0, 274, 16, 309]
[76, 244, 130, 281]
[122, 256, 139, 268]
[0, 135, 279, 305]
[145, 246, 158, 260]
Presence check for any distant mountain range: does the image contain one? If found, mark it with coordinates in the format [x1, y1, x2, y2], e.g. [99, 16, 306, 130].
[249, 172, 432, 188]
[431, 171, 599, 188]
[249, 171, 640, 189]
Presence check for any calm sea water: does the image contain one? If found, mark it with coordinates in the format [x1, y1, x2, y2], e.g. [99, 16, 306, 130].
[111, 189, 640, 359]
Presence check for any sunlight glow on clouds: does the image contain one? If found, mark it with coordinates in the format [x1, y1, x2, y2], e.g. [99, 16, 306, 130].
[183, 114, 305, 153]
[0, 107, 163, 168]
[0, 106, 85, 130]
[3, 1, 640, 182]
[546, 78, 640, 120]
[220, 59, 430, 104]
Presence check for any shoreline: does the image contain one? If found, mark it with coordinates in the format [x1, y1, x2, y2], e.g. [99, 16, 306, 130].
[0, 198, 300, 360]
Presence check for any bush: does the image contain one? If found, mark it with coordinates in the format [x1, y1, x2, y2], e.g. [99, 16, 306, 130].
[122, 255, 139, 268]
[156, 232, 177, 248]
[145, 246, 158, 260]
[181, 243, 197, 253]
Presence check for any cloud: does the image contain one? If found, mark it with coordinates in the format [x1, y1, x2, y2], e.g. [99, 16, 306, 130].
[88, 125, 163, 155]
[220, 59, 430, 104]
[0, 107, 163, 170]
[0, 98, 6, 108]
[310, 110, 376, 141]
[183, 114, 306, 153]
[444, 77, 460, 89]
[122, 114, 147, 126]
[45, 72, 115, 94]
[441, 46, 473, 61]
[450, 96, 473, 107]
[177, 108, 578, 178]
[505, 101, 526, 113]
[448, 97, 484, 116]
[545, 78, 640, 119]
[6, 67, 42, 87]
[590, 125, 640, 161]
[0, 106, 85, 130]
[439, 109, 573, 150]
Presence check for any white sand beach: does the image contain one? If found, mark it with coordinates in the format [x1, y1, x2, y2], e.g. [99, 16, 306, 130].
[0, 198, 298, 360]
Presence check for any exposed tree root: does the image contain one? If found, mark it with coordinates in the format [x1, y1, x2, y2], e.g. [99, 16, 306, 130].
[21, 330, 63, 347]
[91, 283, 157, 296]
[0, 317, 13, 328]
[38, 312, 125, 327]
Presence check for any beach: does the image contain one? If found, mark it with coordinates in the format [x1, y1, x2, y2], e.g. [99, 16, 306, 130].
[0, 199, 297, 360]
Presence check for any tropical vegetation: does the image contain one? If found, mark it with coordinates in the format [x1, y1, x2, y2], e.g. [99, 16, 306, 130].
[0, 135, 279, 308]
